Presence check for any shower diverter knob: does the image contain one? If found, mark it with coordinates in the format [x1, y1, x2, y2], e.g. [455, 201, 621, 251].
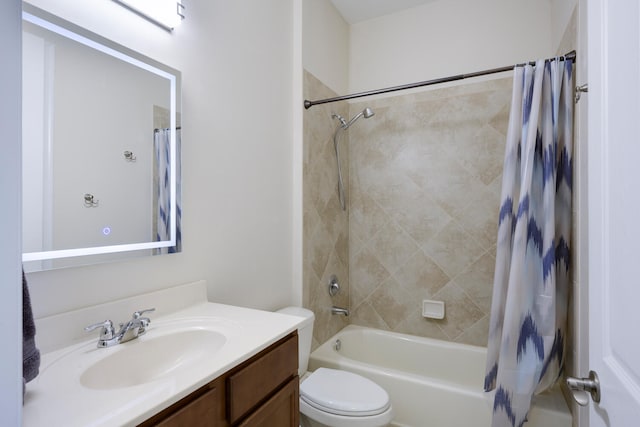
[328, 275, 340, 296]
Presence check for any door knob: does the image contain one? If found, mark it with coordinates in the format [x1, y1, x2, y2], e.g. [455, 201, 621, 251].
[566, 370, 600, 406]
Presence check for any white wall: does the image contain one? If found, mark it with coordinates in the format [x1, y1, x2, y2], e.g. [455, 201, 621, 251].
[24, 0, 296, 318]
[302, 0, 349, 94]
[551, 0, 578, 52]
[349, 0, 553, 93]
[292, 0, 304, 307]
[0, 0, 23, 422]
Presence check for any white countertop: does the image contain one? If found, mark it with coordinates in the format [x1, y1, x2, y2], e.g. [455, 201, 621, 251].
[23, 302, 304, 427]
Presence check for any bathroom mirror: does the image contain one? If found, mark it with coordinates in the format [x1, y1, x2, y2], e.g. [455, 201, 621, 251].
[22, 5, 182, 272]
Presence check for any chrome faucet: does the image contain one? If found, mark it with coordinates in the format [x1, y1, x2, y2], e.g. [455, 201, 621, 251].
[331, 306, 349, 316]
[85, 308, 155, 348]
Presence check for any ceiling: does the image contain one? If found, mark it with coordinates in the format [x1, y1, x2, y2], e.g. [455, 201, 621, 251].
[330, 0, 437, 24]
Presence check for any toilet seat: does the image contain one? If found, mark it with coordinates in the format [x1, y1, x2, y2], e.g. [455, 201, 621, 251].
[300, 368, 391, 417]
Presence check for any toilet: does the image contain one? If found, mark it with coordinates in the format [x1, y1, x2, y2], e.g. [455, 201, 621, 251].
[277, 307, 394, 427]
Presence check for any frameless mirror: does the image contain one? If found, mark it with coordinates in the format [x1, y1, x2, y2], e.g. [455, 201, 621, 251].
[22, 5, 182, 272]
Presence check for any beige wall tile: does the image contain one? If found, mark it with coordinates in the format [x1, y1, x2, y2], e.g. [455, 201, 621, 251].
[350, 246, 390, 306]
[350, 301, 390, 330]
[455, 251, 496, 314]
[455, 315, 490, 347]
[452, 186, 501, 251]
[348, 78, 511, 344]
[394, 310, 449, 341]
[366, 220, 421, 275]
[349, 190, 390, 244]
[393, 250, 450, 298]
[303, 70, 350, 349]
[369, 276, 416, 329]
[422, 220, 486, 278]
[432, 281, 485, 340]
[304, 70, 513, 348]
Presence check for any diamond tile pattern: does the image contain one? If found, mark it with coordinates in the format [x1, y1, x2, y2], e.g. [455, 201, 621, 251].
[348, 78, 512, 345]
[303, 69, 512, 348]
[303, 71, 350, 348]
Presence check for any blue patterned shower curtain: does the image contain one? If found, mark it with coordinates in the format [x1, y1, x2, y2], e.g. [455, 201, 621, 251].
[484, 57, 573, 427]
[154, 128, 182, 253]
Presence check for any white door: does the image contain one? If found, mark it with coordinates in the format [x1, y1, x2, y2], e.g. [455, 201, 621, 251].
[587, 0, 640, 424]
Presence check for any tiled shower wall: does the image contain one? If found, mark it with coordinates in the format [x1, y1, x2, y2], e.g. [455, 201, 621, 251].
[303, 71, 350, 349]
[303, 69, 512, 347]
[347, 79, 512, 346]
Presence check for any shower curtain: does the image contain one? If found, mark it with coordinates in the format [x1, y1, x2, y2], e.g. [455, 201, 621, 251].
[154, 128, 182, 254]
[484, 57, 573, 427]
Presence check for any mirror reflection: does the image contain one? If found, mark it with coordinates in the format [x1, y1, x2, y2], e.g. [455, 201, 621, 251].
[21, 7, 182, 272]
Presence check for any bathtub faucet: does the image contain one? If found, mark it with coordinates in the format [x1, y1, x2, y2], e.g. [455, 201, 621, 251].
[331, 306, 349, 316]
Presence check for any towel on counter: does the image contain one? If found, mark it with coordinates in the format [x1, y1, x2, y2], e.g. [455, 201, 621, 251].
[23, 270, 40, 389]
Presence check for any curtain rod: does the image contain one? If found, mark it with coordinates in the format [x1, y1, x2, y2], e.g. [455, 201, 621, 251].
[304, 50, 576, 110]
[154, 126, 182, 132]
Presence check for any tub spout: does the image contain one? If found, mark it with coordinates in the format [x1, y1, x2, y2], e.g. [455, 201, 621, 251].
[331, 306, 349, 316]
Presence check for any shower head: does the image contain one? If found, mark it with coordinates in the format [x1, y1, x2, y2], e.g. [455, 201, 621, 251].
[344, 107, 375, 129]
[332, 107, 375, 130]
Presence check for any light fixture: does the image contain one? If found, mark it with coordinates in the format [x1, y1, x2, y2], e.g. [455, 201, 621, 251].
[112, 0, 185, 32]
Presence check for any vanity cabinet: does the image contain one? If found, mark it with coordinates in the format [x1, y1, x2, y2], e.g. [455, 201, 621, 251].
[139, 332, 299, 427]
[152, 381, 226, 427]
[237, 379, 298, 427]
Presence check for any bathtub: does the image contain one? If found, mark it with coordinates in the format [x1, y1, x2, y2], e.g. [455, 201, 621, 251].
[308, 325, 572, 427]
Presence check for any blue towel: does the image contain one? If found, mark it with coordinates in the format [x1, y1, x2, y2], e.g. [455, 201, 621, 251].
[23, 270, 40, 389]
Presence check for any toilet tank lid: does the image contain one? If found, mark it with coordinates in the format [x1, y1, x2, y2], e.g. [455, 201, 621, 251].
[276, 306, 314, 327]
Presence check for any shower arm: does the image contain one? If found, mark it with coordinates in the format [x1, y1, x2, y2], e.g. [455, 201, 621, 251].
[344, 111, 364, 129]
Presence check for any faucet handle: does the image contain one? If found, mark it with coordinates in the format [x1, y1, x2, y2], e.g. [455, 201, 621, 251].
[84, 320, 116, 339]
[132, 308, 155, 335]
[132, 308, 155, 319]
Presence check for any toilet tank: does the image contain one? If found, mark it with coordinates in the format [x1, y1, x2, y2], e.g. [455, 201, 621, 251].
[276, 306, 314, 376]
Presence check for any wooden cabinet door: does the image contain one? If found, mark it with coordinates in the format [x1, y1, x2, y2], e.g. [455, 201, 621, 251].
[140, 380, 227, 427]
[237, 378, 299, 427]
[227, 334, 298, 424]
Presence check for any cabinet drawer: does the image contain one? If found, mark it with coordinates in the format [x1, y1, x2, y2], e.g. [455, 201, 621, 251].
[237, 378, 299, 427]
[227, 333, 298, 424]
[141, 380, 226, 427]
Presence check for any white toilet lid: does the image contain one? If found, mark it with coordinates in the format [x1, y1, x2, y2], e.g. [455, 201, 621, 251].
[300, 368, 391, 417]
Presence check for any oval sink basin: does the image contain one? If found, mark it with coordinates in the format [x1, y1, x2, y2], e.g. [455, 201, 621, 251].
[80, 329, 226, 390]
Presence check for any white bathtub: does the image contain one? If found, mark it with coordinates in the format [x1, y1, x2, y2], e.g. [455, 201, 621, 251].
[308, 325, 572, 427]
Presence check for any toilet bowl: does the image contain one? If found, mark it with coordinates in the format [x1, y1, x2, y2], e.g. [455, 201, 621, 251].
[277, 307, 393, 427]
